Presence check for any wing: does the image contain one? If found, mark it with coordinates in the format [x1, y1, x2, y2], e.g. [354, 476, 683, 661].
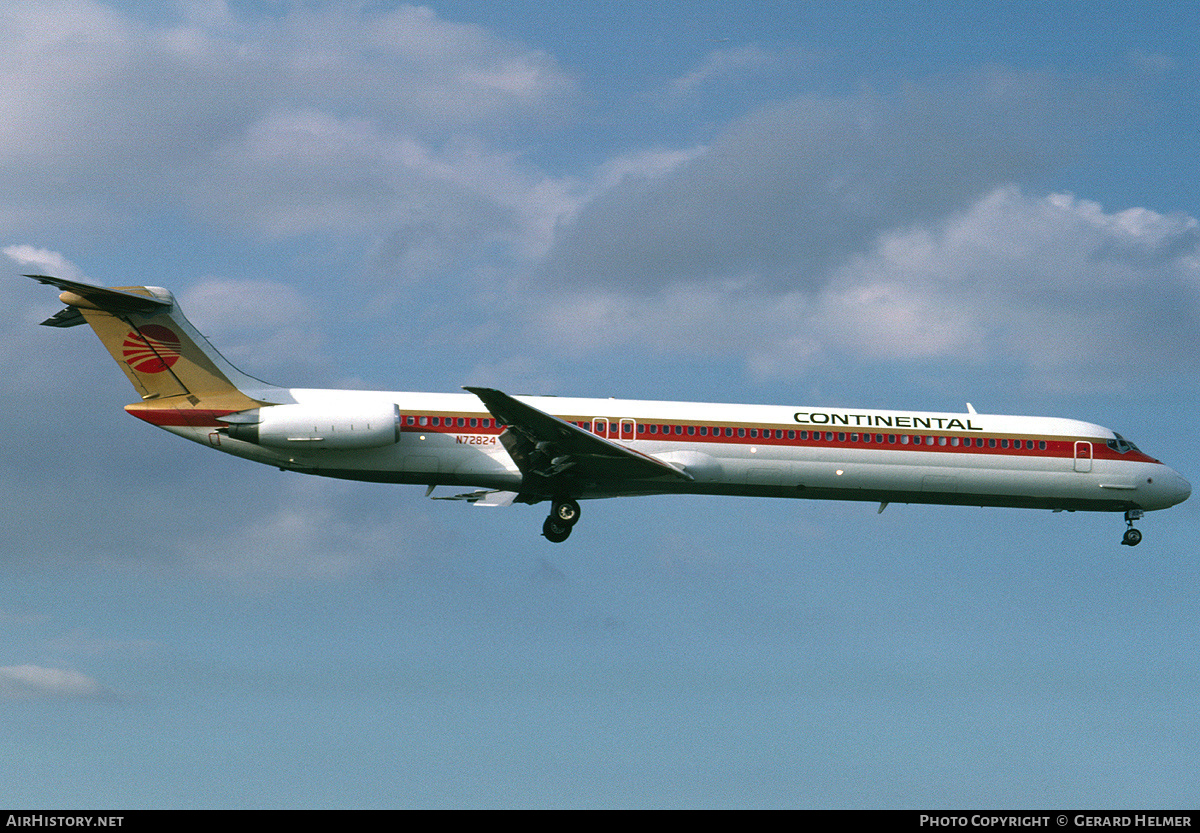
[464, 386, 692, 497]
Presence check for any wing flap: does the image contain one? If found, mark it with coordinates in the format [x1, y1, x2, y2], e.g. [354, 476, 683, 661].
[430, 489, 520, 507]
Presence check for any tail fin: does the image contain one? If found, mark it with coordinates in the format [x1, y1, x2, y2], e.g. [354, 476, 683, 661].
[29, 275, 283, 419]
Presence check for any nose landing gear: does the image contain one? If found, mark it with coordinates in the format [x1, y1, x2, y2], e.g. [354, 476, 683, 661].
[1122, 510, 1143, 546]
[542, 498, 581, 543]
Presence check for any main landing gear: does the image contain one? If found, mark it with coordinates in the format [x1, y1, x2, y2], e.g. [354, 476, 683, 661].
[542, 498, 581, 543]
[1122, 509, 1144, 547]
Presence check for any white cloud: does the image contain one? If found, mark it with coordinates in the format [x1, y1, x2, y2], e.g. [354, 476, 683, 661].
[0, 664, 110, 700]
[518, 188, 1200, 394]
[0, 2, 578, 252]
[669, 44, 778, 96]
[178, 277, 330, 383]
[1128, 49, 1173, 73]
[176, 477, 447, 586]
[544, 71, 1095, 291]
[192, 109, 582, 272]
[183, 277, 314, 331]
[0, 250, 99, 393]
[3, 244, 84, 280]
[2, 8, 1191, 405]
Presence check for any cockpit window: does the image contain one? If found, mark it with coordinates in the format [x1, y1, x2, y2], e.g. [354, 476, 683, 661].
[1106, 432, 1141, 454]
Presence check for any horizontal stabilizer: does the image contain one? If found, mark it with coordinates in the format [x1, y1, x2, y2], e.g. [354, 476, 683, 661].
[27, 275, 171, 317]
[39, 306, 87, 328]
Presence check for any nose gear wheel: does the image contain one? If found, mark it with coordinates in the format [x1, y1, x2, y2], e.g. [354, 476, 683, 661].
[1121, 510, 1143, 546]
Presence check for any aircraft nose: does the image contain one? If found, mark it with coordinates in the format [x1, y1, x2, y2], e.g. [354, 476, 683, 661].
[1157, 469, 1191, 508]
[1170, 472, 1192, 506]
[1140, 466, 1190, 510]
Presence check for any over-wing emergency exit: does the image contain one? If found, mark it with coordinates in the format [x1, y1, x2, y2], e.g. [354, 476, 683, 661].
[30, 275, 1190, 545]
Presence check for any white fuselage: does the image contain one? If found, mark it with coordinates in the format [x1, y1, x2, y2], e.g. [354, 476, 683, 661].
[155, 387, 1192, 514]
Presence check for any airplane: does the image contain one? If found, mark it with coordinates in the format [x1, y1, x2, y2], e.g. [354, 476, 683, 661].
[29, 274, 1190, 546]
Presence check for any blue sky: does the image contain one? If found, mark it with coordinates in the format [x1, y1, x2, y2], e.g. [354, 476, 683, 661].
[2, 1, 1198, 808]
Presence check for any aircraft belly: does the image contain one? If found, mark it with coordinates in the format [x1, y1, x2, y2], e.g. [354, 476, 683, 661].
[745, 464, 789, 485]
[403, 455, 439, 474]
[695, 447, 1135, 511]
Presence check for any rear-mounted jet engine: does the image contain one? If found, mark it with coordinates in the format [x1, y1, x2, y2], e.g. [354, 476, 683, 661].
[219, 403, 401, 450]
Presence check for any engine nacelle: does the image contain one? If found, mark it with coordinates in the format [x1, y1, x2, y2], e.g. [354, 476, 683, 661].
[221, 402, 401, 450]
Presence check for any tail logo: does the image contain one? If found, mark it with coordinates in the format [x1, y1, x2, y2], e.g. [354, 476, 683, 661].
[122, 325, 182, 373]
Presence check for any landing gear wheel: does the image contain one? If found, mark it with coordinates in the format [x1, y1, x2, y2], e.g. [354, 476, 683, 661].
[552, 498, 581, 527]
[1122, 510, 1144, 547]
[542, 516, 572, 543]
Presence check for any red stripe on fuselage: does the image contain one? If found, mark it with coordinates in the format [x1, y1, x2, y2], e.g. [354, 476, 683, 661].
[395, 412, 1160, 465]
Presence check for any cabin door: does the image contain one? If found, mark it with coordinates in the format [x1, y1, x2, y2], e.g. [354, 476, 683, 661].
[1074, 441, 1093, 473]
